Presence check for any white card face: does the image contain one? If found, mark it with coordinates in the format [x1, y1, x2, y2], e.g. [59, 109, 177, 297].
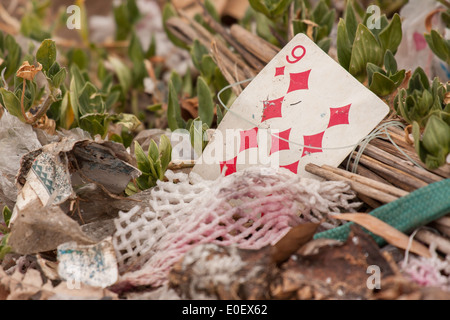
[192, 33, 389, 179]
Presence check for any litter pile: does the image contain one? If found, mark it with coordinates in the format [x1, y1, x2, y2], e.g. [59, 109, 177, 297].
[0, 0, 450, 301]
[113, 167, 358, 288]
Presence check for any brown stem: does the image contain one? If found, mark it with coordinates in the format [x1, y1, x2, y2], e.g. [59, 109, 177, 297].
[20, 79, 33, 124]
[30, 93, 56, 125]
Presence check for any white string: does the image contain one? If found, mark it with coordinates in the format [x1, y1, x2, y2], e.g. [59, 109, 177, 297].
[218, 78, 428, 172]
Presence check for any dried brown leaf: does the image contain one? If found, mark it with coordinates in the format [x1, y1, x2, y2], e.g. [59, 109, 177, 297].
[180, 97, 199, 118]
[335, 214, 431, 258]
[16, 61, 42, 81]
[271, 222, 319, 265]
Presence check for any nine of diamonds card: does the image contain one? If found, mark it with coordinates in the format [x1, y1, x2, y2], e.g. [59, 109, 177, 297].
[192, 33, 390, 180]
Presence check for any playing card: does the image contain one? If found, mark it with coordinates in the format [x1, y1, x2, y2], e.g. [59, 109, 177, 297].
[192, 33, 389, 180]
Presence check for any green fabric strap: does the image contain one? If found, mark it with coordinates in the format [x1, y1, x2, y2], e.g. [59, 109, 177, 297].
[314, 179, 450, 245]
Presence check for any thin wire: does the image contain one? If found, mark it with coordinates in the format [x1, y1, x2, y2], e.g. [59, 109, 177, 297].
[218, 78, 428, 172]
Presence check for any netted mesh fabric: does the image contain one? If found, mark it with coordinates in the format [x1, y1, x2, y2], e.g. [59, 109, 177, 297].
[113, 167, 359, 287]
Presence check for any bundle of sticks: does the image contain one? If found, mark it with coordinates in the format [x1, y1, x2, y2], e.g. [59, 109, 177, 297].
[166, 5, 450, 251]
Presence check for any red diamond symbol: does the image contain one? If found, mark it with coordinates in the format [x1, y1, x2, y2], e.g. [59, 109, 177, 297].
[281, 161, 300, 174]
[270, 128, 291, 155]
[327, 104, 351, 129]
[262, 96, 284, 122]
[239, 127, 259, 153]
[287, 70, 311, 94]
[302, 131, 325, 157]
[219, 156, 238, 176]
[275, 66, 285, 77]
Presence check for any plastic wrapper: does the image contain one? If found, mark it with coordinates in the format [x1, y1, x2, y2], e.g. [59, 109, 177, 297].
[396, 0, 449, 81]
[0, 112, 42, 209]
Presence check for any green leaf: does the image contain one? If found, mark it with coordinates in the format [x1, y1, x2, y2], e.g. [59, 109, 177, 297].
[349, 24, 384, 82]
[109, 56, 132, 95]
[0, 234, 11, 260]
[216, 104, 224, 125]
[409, 67, 430, 93]
[126, 0, 141, 25]
[182, 68, 193, 97]
[163, 3, 189, 49]
[390, 69, 406, 87]
[79, 117, 107, 138]
[367, 62, 385, 86]
[154, 158, 163, 180]
[36, 39, 56, 72]
[384, 50, 398, 75]
[197, 77, 214, 127]
[167, 81, 185, 131]
[3, 35, 22, 81]
[0, 88, 23, 121]
[205, 0, 220, 22]
[20, 13, 51, 42]
[269, 0, 294, 18]
[369, 72, 396, 97]
[200, 55, 216, 82]
[136, 174, 151, 190]
[52, 67, 67, 88]
[148, 139, 159, 164]
[425, 30, 450, 63]
[108, 113, 141, 130]
[344, 1, 358, 44]
[134, 141, 151, 173]
[70, 64, 86, 94]
[191, 39, 209, 71]
[317, 38, 331, 53]
[318, 9, 336, 39]
[2, 206, 11, 227]
[422, 115, 450, 165]
[159, 135, 172, 172]
[248, 0, 271, 18]
[378, 14, 402, 55]
[170, 71, 183, 96]
[67, 48, 89, 70]
[114, 3, 131, 41]
[129, 32, 147, 87]
[47, 61, 61, 78]
[145, 33, 157, 58]
[337, 19, 352, 70]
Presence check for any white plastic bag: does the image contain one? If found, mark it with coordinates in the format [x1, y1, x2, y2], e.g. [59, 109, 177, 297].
[0, 112, 41, 204]
[396, 0, 449, 81]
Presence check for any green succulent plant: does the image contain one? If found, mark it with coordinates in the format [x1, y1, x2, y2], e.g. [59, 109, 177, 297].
[394, 68, 450, 169]
[126, 135, 172, 194]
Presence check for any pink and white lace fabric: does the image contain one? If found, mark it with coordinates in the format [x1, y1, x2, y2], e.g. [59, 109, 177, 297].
[112, 167, 359, 287]
[402, 245, 450, 291]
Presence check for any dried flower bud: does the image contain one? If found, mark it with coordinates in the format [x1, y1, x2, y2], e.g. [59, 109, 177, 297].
[16, 61, 43, 81]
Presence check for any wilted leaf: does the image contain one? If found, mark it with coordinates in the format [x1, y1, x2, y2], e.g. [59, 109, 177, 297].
[16, 61, 43, 81]
[271, 222, 319, 265]
[334, 214, 431, 258]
